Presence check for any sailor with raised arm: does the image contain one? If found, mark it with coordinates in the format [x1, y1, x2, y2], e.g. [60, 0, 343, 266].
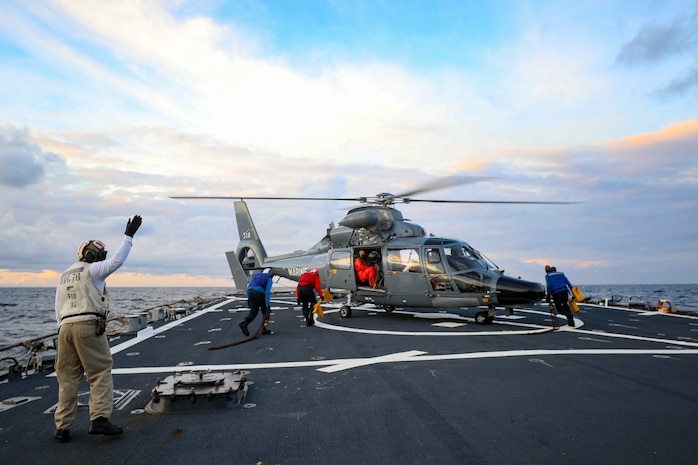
[53, 215, 142, 443]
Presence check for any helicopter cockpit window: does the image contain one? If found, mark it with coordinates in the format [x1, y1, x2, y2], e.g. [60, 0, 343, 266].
[387, 248, 421, 273]
[471, 247, 499, 271]
[330, 250, 351, 270]
[445, 245, 483, 272]
[452, 271, 491, 293]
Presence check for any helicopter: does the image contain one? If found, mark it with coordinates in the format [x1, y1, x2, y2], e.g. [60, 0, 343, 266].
[172, 178, 572, 324]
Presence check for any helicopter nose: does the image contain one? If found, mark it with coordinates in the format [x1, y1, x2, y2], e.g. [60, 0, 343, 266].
[495, 276, 546, 305]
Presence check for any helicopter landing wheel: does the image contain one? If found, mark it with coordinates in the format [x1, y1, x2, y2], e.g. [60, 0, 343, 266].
[475, 311, 489, 325]
[340, 305, 352, 318]
[384, 305, 395, 313]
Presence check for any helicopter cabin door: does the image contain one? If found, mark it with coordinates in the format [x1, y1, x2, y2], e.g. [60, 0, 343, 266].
[383, 247, 453, 306]
[326, 249, 357, 291]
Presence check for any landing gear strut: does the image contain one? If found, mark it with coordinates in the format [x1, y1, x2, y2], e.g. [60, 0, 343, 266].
[340, 291, 355, 318]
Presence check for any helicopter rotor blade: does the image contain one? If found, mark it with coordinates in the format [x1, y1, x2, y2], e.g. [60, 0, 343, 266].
[169, 195, 577, 205]
[169, 196, 364, 202]
[393, 175, 495, 198]
[169, 174, 579, 205]
[403, 199, 578, 205]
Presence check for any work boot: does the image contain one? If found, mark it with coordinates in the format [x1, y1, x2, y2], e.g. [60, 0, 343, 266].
[262, 327, 273, 335]
[89, 417, 123, 436]
[306, 317, 314, 327]
[54, 429, 70, 443]
[239, 320, 249, 336]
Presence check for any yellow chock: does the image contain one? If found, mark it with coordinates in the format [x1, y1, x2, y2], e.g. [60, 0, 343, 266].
[313, 301, 324, 318]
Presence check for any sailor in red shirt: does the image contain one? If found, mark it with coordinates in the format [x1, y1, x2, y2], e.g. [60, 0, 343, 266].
[354, 249, 376, 287]
[296, 267, 322, 326]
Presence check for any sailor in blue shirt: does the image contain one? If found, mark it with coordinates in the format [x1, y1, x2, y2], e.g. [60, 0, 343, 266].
[240, 268, 274, 336]
[545, 265, 575, 327]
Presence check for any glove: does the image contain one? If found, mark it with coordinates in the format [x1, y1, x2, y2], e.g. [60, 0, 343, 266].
[125, 215, 142, 237]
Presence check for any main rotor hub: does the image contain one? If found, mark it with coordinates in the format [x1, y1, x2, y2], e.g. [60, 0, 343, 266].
[374, 193, 396, 206]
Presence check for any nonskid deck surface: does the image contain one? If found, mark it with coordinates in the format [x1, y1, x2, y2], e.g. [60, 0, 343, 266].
[2, 293, 698, 465]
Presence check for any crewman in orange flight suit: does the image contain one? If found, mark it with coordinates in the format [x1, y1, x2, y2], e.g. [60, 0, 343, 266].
[354, 249, 376, 287]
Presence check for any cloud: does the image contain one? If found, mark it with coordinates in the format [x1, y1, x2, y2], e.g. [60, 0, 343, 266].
[616, 6, 698, 65]
[657, 63, 698, 97]
[615, 3, 698, 97]
[0, 126, 55, 188]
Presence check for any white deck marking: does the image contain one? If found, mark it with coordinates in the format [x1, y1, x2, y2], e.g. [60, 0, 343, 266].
[432, 322, 467, 328]
[529, 358, 554, 368]
[609, 323, 639, 329]
[578, 337, 613, 343]
[318, 350, 427, 373]
[109, 298, 236, 355]
[111, 348, 698, 375]
[312, 308, 566, 336]
[571, 327, 698, 348]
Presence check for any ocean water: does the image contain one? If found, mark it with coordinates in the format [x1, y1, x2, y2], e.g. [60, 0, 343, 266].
[576, 284, 698, 311]
[0, 287, 234, 348]
[1, 284, 696, 348]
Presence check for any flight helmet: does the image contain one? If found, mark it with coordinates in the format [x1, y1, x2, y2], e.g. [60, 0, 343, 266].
[77, 240, 107, 263]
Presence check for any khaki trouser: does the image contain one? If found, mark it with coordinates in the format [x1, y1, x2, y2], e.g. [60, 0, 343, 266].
[54, 320, 114, 430]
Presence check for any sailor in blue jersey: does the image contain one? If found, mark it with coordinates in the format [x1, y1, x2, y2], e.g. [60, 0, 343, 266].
[544, 265, 575, 327]
[240, 268, 274, 336]
[53, 215, 142, 443]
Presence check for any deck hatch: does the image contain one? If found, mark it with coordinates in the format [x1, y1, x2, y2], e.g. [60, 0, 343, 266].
[147, 369, 249, 414]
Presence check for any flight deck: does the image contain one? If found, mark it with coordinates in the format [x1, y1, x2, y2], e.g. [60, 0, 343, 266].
[2, 294, 698, 465]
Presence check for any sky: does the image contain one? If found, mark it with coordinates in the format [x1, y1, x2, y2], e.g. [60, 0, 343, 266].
[0, 0, 696, 288]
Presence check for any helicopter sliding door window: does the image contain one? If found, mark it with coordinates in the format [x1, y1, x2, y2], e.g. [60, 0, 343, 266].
[329, 251, 352, 270]
[425, 248, 445, 274]
[387, 248, 421, 273]
[327, 250, 358, 290]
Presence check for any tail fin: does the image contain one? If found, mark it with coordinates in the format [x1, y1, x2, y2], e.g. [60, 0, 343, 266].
[226, 201, 269, 290]
[226, 250, 250, 292]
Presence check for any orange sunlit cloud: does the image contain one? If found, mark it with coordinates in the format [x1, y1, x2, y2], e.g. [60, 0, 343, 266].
[0, 270, 234, 288]
[607, 119, 698, 149]
[0, 269, 61, 287]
